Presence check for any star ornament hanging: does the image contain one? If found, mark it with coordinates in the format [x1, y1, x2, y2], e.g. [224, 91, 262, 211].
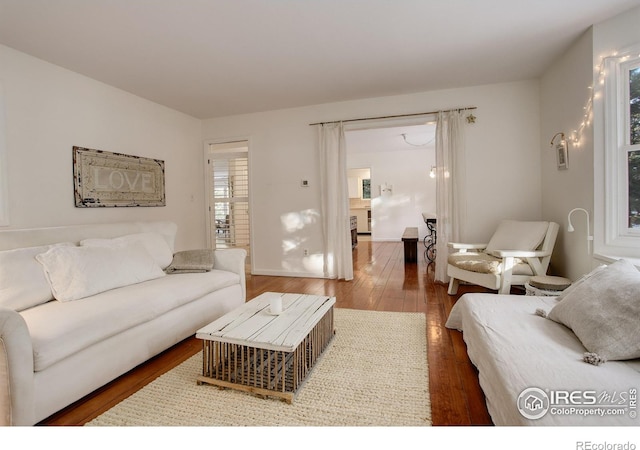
[466, 113, 476, 124]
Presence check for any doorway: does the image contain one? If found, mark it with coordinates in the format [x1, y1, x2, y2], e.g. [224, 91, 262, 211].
[204, 141, 251, 267]
[347, 168, 372, 237]
[345, 123, 436, 242]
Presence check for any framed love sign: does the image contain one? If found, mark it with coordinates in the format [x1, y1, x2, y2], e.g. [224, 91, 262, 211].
[73, 146, 165, 207]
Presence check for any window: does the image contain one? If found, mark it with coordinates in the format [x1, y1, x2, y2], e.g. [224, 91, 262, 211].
[629, 66, 640, 228]
[205, 141, 250, 255]
[602, 45, 640, 256]
[361, 178, 371, 199]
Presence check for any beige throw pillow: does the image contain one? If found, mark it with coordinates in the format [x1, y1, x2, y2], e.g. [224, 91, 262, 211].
[546, 259, 640, 365]
[484, 220, 549, 253]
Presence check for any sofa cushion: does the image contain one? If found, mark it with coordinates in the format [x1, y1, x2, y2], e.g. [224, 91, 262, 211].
[546, 259, 640, 365]
[36, 244, 165, 302]
[484, 220, 548, 253]
[0, 242, 74, 311]
[20, 269, 240, 372]
[448, 252, 532, 275]
[80, 232, 173, 269]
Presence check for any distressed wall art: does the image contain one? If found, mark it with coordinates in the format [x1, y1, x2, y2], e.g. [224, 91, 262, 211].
[73, 146, 166, 207]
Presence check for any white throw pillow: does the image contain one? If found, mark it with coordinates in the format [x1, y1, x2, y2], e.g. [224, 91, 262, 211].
[36, 244, 165, 302]
[484, 220, 549, 253]
[546, 259, 640, 365]
[0, 242, 75, 311]
[81, 232, 173, 269]
[553, 264, 606, 302]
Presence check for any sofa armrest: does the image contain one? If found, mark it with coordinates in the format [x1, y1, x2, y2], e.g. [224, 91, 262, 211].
[213, 249, 247, 302]
[0, 308, 35, 426]
[486, 249, 550, 258]
[448, 242, 488, 252]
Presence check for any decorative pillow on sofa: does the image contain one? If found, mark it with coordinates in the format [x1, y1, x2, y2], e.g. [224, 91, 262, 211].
[80, 232, 173, 269]
[0, 242, 75, 311]
[545, 259, 640, 365]
[165, 249, 215, 274]
[36, 243, 165, 302]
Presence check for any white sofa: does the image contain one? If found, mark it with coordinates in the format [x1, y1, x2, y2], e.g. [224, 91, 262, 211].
[0, 221, 246, 426]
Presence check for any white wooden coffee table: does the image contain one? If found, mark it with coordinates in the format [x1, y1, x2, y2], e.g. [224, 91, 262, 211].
[195, 292, 336, 403]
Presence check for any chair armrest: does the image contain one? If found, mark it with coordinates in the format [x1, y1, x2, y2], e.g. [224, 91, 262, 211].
[213, 248, 247, 302]
[0, 308, 35, 426]
[448, 242, 488, 251]
[487, 249, 550, 258]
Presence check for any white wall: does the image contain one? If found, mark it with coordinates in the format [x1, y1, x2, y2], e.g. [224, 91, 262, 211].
[540, 29, 594, 280]
[0, 44, 204, 250]
[347, 146, 435, 241]
[540, 5, 640, 280]
[0, 43, 544, 278]
[202, 80, 542, 277]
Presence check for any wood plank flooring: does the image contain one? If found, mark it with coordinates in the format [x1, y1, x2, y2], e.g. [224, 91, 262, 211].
[39, 238, 494, 426]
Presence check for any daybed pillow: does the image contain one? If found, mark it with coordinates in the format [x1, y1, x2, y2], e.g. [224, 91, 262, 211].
[553, 264, 606, 302]
[545, 259, 640, 365]
[484, 220, 549, 253]
[80, 232, 173, 269]
[0, 242, 75, 311]
[165, 249, 215, 274]
[36, 243, 165, 302]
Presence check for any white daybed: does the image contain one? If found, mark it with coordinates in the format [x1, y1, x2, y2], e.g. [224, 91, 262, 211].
[446, 292, 640, 426]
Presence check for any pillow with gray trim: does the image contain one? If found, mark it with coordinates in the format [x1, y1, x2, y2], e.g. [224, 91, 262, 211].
[165, 249, 215, 274]
[546, 259, 640, 365]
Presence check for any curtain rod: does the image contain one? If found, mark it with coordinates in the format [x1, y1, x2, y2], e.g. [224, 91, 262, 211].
[309, 106, 477, 126]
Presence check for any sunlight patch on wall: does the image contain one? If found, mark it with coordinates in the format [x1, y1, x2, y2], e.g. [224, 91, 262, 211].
[280, 209, 323, 275]
[281, 209, 320, 232]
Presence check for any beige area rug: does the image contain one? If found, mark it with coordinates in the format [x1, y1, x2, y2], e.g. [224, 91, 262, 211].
[87, 308, 430, 426]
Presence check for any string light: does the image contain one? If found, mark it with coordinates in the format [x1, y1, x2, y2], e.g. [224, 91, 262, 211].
[568, 51, 625, 148]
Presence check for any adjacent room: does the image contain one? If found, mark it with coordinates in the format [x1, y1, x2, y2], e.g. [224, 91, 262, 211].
[346, 122, 436, 243]
[1, 0, 639, 446]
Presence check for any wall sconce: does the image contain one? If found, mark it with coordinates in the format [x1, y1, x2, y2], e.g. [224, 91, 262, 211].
[380, 183, 392, 195]
[567, 207, 593, 253]
[429, 166, 436, 179]
[551, 132, 569, 170]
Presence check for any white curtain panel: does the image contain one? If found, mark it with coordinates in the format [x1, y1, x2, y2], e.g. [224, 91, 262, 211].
[434, 111, 467, 283]
[318, 123, 354, 281]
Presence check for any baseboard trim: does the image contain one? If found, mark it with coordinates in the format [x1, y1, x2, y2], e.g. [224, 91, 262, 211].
[250, 269, 329, 279]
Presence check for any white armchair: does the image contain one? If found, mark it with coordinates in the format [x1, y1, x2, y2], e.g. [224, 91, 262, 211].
[446, 220, 559, 295]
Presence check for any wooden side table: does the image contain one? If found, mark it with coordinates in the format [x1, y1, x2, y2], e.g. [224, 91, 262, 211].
[525, 275, 571, 296]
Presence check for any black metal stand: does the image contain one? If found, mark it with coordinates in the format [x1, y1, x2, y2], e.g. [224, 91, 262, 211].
[423, 218, 436, 263]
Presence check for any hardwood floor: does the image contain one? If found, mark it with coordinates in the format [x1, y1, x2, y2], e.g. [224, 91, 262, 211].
[39, 239, 494, 426]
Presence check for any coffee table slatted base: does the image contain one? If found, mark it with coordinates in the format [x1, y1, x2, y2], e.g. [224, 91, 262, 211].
[197, 307, 335, 403]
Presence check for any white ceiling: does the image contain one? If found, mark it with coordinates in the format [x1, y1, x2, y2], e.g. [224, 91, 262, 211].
[1, 0, 638, 119]
[346, 123, 436, 154]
